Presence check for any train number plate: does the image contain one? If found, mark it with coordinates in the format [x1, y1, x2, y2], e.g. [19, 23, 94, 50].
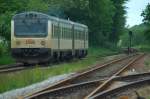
[26, 39, 35, 44]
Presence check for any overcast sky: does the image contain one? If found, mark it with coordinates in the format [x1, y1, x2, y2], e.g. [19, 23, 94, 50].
[125, 0, 150, 27]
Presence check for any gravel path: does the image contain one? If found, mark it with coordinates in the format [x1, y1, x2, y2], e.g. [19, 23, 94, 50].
[0, 73, 73, 99]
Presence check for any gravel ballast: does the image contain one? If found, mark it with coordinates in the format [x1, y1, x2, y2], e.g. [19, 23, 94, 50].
[0, 73, 73, 99]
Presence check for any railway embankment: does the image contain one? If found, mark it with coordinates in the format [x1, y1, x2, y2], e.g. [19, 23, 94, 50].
[1, 49, 149, 99]
[0, 48, 120, 93]
[0, 74, 71, 99]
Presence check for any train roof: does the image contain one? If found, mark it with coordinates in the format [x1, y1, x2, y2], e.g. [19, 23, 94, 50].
[13, 11, 88, 28]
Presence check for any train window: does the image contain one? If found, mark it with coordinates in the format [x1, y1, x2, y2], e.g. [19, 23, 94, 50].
[64, 27, 65, 39]
[67, 28, 69, 39]
[75, 29, 77, 39]
[53, 24, 59, 39]
[82, 31, 83, 40]
[61, 27, 63, 39]
[62, 27, 64, 39]
[78, 30, 79, 40]
[60, 27, 63, 38]
[69, 29, 71, 39]
[80, 31, 82, 40]
[53, 25, 54, 38]
[79, 30, 81, 40]
[67, 28, 68, 39]
[81, 31, 82, 40]
[78, 30, 80, 40]
[56, 26, 58, 38]
[68, 29, 69, 39]
[65, 28, 68, 39]
[69, 28, 71, 39]
[63, 27, 65, 39]
[76, 30, 78, 40]
[66, 26, 69, 39]
[53, 24, 55, 38]
[64, 25, 66, 39]
[79, 30, 82, 40]
[77, 30, 79, 40]
[68, 28, 70, 39]
[52, 24, 54, 38]
[54, 25, 57, 38]
[14, 19, 48, 37]
[86, 30, 88, 40]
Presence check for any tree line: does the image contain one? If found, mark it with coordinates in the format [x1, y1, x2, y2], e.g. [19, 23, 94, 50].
[141, 3, 150, 43]
[0, 0, 128, 48]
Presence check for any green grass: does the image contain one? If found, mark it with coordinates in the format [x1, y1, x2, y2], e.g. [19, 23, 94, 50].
[135, 45, 150, 52]
[0, 48, 119, 93]
[0, 54, 15, 65]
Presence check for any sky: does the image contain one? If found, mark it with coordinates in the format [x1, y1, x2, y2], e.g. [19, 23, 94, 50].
[125, 0, 150, 27]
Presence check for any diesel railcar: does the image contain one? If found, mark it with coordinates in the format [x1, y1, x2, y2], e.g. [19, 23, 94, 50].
[11, 11, 88, 64]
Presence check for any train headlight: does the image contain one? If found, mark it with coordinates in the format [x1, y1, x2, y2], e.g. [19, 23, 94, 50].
[41, 41, 45, 46]
[16, 41, 21, 45]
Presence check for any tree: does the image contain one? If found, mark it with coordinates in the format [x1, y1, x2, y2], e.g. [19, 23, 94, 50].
[141, 3, 150, 42]
[89, 0, 115, 47]
[110, 0, 128, 44]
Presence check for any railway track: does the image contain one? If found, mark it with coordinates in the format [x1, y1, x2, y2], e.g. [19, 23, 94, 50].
[85, 54, 144, 98]
[23, 53, 143, 99]
[25, 72, 150, 99]
[90, 76, 150, 99]
[0, 54, 125, 74]
[0, 63, 26, 73]
[0, 54, 118, 74]
[0, 62, 54, 74]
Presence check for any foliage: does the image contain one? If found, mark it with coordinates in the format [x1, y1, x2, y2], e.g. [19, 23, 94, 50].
[0, 54, 15, 65]
[136, 45, 150, 52]
[141, 3, 150, 24]
[0, 0, 128, 48]
[141, 3, 150, 42]
[120, 3, 150, 49]
[89, 0, 115, 47]
[110, 0, 128, 44]
[120, 24, 148, 47]
[0, 43, 5, 56]
[0, 41, 15, 65]
[26, 0, 49, 12]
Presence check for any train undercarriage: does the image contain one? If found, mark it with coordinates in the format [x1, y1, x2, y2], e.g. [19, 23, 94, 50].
[11, 48, 88, 64]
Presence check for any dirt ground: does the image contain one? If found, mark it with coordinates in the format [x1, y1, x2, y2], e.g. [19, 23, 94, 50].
[130, 53, 150, 73]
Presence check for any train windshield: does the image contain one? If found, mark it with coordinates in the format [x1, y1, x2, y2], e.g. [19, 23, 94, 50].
[14, 19, 48, 37]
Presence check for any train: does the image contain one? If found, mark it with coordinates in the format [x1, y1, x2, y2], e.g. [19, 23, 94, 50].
[11, 11, 88, 64]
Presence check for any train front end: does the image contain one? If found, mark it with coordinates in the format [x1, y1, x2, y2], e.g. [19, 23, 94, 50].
[11, 12, 51, 64]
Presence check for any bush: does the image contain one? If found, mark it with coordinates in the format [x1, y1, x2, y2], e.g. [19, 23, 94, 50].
[0, 43, 5, 56]
[135, 45, 150, 52]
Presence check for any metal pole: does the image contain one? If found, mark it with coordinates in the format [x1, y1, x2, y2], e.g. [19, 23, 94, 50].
[129, 31, 133, 54]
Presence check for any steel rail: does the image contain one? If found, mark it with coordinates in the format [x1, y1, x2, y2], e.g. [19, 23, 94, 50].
[25, 72, 150, 99]
[90, 77, 150, 99]
[23, 54, 137, 98]
[0, 63, 23, 69]
[84, 53, 145, 99]
[0, 63, 25, 73]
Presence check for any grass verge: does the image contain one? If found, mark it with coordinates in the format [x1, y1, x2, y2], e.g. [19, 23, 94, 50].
[0, 48, 119, 93]
[0, 54, 15, 65]
[135, 45, 150, 52]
